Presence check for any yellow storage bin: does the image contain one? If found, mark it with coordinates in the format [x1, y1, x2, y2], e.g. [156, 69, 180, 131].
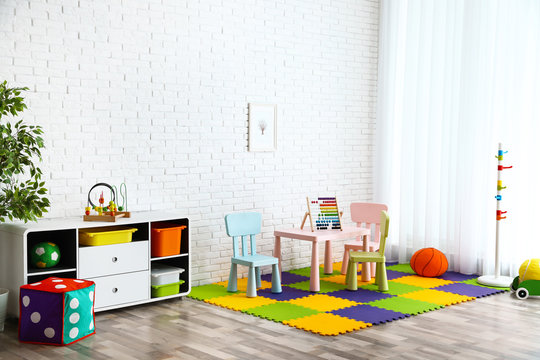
[79, 226, 138, 246]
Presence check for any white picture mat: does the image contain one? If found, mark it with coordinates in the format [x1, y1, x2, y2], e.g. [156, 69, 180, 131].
[248, 103, 277, 151]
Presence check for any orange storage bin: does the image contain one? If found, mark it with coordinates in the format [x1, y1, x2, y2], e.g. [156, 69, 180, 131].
[151, 222, 186, 257]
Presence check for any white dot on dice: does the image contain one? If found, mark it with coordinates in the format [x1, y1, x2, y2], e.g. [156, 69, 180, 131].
[70, 312, 80, 324]
[44, 327, 55, 338]
[70, 298, 79, 309]
[30, 312, 41, 323]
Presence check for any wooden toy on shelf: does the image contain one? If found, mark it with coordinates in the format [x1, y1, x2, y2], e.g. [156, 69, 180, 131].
[83, 182, 131, 222]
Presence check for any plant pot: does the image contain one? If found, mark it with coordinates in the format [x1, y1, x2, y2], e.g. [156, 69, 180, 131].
[0, 288, 8, 332]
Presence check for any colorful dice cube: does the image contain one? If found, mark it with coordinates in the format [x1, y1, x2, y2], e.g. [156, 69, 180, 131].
[19, 277, 95, 345]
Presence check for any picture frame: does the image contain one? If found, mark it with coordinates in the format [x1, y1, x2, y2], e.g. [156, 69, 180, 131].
[248, 103, 277, 152]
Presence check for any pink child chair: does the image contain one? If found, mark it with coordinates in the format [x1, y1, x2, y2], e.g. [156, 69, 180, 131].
[341, 203, 388, 280]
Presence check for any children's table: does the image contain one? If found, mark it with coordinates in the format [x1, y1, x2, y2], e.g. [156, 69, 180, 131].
[273, 226, 370, 292]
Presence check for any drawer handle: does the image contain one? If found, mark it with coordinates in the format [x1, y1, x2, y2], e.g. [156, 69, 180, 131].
[112, 257, 118, 263]
[112, 287, 118, 293]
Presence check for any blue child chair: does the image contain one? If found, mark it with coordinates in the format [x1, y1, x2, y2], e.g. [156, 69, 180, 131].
[225, 212, 282, 297]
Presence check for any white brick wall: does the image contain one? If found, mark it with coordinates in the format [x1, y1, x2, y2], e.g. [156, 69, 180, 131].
[0, 0, 379, 285]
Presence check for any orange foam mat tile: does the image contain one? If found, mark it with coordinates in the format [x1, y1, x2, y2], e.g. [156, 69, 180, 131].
[287, 294, 360, 312]
[400, 289, 476, 306]
[284, 313, 371, 336]
[391, 275, 454, 288]
[205, 293, 277, 311]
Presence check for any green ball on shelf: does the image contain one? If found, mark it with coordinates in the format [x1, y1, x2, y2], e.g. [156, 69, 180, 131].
[30, 242, 61, 268]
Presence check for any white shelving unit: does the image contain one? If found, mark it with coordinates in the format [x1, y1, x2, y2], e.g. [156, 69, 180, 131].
[0, 211, 190, 317]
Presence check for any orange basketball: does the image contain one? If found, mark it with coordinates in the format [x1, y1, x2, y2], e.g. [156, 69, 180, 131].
[410, 247, 448, 277]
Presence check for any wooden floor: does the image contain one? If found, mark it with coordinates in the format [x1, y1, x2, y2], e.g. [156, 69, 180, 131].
[1, 292, 540, 360]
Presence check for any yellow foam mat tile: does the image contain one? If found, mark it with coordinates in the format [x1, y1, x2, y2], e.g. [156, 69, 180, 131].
[216, 278, 272, 292]
[401, 289, 476, 305]
[287, 294, 359, 312]
[391, 275, 454, 288]
[205, 293, 277, 311]
[284, 313, 371, 336]
[319, 261, 346, 272]
[323, 274, 374, 286]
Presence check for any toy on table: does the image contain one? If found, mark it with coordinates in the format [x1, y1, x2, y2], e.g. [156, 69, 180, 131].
[511, 259, 540, 299]
[301, 196, 343, 232]
[30, 242, 60, 269]
[477, 143, 514, 288]
[83, 182, 130, 222]
[410, 247, 448, 277]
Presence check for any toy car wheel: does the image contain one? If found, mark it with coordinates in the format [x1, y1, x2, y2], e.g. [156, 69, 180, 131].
[516, 287, 529, 300]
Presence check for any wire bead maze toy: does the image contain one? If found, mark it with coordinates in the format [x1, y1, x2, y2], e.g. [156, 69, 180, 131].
[83, 182, 130, 222]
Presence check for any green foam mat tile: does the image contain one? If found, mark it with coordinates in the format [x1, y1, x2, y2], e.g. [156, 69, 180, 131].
[360, 281, 424, 295]
[244, 302, 320, 322]
[369, 296, 443, 315]
[289, 266, 341, 278]
[386, 263, 416, 274]
[462, 278, 510, 289]
[286, 280, 348, 293]
[187, 284, 236, 300]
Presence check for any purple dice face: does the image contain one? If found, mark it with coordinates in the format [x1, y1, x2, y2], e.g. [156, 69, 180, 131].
[19, 288, 64, 344]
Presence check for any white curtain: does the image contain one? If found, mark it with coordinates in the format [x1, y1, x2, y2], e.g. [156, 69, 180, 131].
[375, 0, 540, 276]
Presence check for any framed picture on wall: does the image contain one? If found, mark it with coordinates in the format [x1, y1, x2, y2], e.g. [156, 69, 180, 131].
[248, 103, 277, 152]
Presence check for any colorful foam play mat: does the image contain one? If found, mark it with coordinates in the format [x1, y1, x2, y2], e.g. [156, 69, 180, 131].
[188, 262, 508, 336]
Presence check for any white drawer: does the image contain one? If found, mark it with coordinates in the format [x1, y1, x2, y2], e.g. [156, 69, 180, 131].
[90, 271, 149, 309]
[79, 241, 149, 278]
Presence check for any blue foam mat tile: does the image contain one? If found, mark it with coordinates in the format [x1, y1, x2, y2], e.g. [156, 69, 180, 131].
[439, 271, 478, 282]
[387, 270, 410, 280]
[257, 286, 312, 301]
[261, 271, 310, 285]
[329, 288, 395, 303]
[435, 282, 507, 298]
[332, 304, 409, 325]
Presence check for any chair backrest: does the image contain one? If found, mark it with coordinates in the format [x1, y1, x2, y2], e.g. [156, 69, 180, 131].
[224, 212, 262, 257]
[378, 210, 390, 256]
[350, 202, 388, 242]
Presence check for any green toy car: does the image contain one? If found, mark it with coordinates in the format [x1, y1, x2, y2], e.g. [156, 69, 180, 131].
[511, 259, 540, 299]
[511, 276, 540, 299]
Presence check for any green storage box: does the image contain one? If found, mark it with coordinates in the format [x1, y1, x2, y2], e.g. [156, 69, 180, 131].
[151, 280, 185, 298]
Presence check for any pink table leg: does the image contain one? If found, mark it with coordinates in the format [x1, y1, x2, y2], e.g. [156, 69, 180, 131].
[324, 240, 333, 274]
[310, 240, 320, 292]
[361, 235, 371, 281]
[274, 236, 282, 274]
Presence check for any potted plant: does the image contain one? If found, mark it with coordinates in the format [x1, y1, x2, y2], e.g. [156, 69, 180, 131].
[0, 81, 50, 222]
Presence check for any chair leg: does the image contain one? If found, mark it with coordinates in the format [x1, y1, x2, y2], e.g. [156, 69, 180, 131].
[346, 260, 358, 291]
[377, 262, 389, 292]
[227, 263, 237, 292]
[247, 265, 257, 297]
[341, 249, 349, 275]
[370, 245, 376, 276]
[255, 267, 261, 288]
[271, 263, 282, 293]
